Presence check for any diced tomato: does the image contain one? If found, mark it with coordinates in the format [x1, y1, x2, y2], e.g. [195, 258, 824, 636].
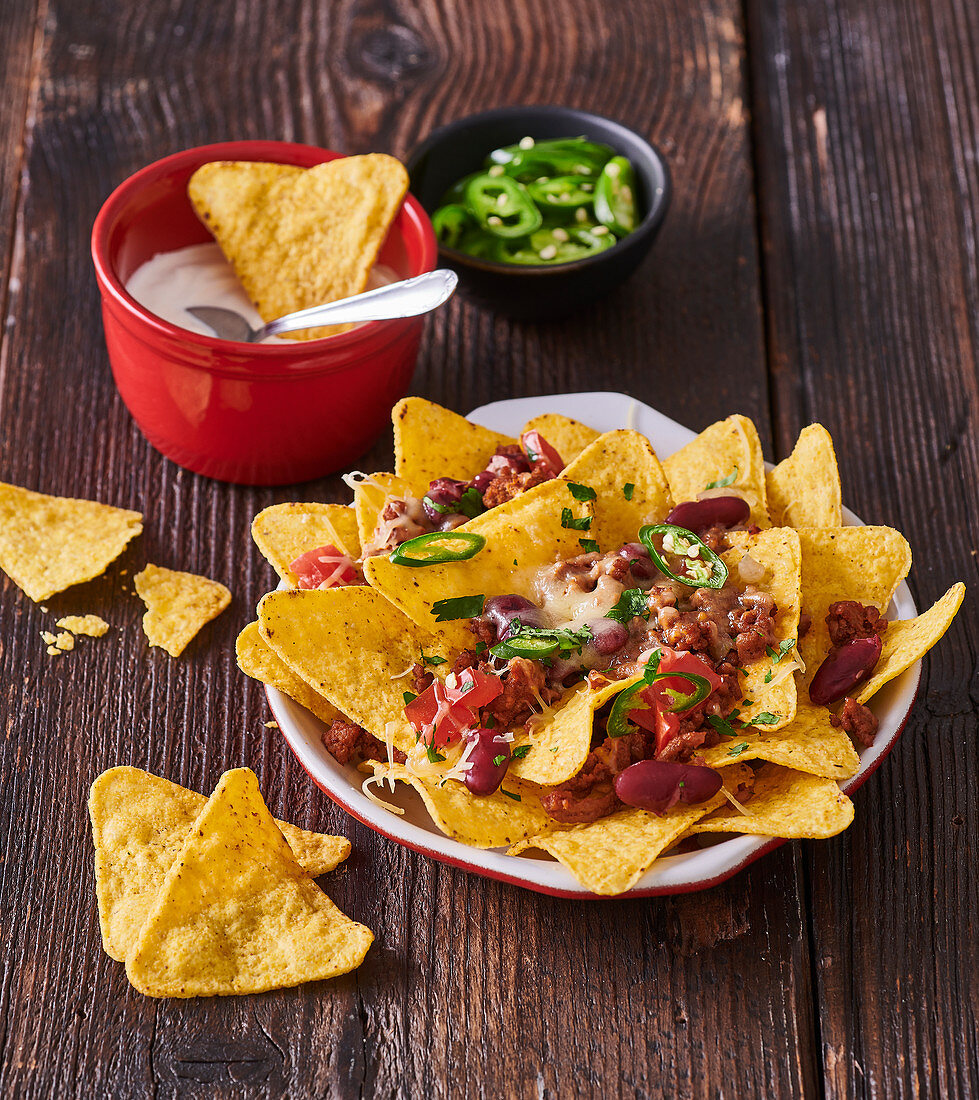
[404, 670, 504, 748]
[643, 650, 725, 712]
[519, 430, 565, 476]
[444, 667, 504, 709]
[289, 545, 360, 590]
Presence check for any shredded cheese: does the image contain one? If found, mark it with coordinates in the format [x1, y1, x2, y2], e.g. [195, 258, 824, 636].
[361, 773, 405, 815]
[720, 785, 751, 816]
[383, 721, 399, 792]
[390, 661, 416, 680]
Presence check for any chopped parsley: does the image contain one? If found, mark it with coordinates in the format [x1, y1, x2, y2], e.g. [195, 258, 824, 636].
[561, 507, 592, 532]
[728, 741, 749, 757]
[623, 482, 635, 500]
[511, 744, 531, 759]
[705, 466, 738, 490]
[606, 587, 650, 624]
[403, 691, 417, 705]
[493, 754, 506, 767]
[431, 594, 485, 621]
[707, 713, 738, 739]
[420, 649, 446, 666]
[747, 712, 779, 726]
[426, 746, 446, 764]
[578, 538, 600, 553]
[424, 486, 485, 519]
[484, 714, 496, 729]
[501, 789, 522, 801]
[568, 482, 597, 502]
[763, 639, 796, 683]
[473, 641, 488, 654]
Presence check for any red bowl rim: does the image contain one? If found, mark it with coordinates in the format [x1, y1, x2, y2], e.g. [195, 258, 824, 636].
[91, 139, 437, 363]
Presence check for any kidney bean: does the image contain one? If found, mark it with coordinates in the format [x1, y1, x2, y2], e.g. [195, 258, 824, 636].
[809, 633, 883, 706]
[470, 470, 495, 495]
[422, 478, 467, 524]
[584, 617, 629, 655]
[464, 730, 511, 796]
[484, 594, 545, 639]
[614, 759, 723, 814]
[619, 542, 656, 580]
[665, 496, 750, 533]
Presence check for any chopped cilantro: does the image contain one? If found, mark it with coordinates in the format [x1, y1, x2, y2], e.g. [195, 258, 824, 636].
[474, 641, 488, 654]
[501, 789, 521, 801]
[678, 781, 685, 788]
[511, 744, 531, 759]
[513, 558, 518, 566]
[747, 712, 779, 726]
[728, 741, 749, 757]
[424, 486, 485, 520]
[707, 713, 738, 739]
[606, 587, 649, 624]
[568, 482, 597, 502]
[741, 699, 754, 706]
[579, 538, 600, 553]
[484, 714, 496, 729]
[623, 482, 635, 500]
[426, 746, 446, 764]
[403, 691, 417, 705]
[431, 594, 484, 621]
[705, 467, 738, 490]
[549, 746, 560, 753]
[561, 507, 592, 532]
[763, 639, 796, 683]
[493, 754, 506, 767]
[421, 649, 446, 666]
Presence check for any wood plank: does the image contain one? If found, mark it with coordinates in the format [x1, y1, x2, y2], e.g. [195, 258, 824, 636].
[0, 1, 819, 1097]
[748, 0, 979, 1094]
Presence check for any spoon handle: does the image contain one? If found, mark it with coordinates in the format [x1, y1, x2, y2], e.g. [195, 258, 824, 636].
[260, 269, 458, 338]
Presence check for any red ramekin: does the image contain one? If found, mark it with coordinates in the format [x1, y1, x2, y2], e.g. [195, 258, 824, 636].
[91, 140, 437, 485]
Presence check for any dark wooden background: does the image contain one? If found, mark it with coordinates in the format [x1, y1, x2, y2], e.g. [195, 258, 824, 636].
[0, 0, 976, 1096]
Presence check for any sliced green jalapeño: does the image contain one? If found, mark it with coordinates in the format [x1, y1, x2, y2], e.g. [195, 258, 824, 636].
[389, 531, 486, 567]
[639, 523, 729, 589]
[594, 156, 638, 236]
[464, 174, 542, 238]
[607, 654, 714, 738]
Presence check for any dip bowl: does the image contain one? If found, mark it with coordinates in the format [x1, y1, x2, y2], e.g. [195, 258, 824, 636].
[92, 140, 436, 485]
[406, 106, 670, 320]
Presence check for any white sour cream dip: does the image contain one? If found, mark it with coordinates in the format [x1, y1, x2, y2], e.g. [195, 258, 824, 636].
[125, 242, 397, 343]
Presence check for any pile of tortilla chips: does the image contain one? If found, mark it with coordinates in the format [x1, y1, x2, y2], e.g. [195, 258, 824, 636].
[89, 766, 371, 996]
[239, 398, 964, 895]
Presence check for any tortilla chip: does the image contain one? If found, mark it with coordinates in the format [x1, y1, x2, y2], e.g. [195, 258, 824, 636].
[520, 413, 601, 465]
[796, 527, 911, 681]
[767, 425, 842, 528]
[353, 472, 413, 549]
[699, 701, 861, 778]
[368, 764, 552, 848]
[725, 528, 803, 727]
[235, 621, 341, 725]
[251, 502, 360, 586]
[56, 614, 110, 637]
[663, 415, 769, 527]
[0, 481, 142, 602]
[509, 784, 735, 896]
[134, 564, 231, 657]
[393, 397, 515, 497]
[560, 430, 673, 550]
[188, 155, 408, 340]
[855, 583, 965, 704]
[365, 476, 591, 650]
[259, 587, 448, 752]
[685, 764, 853, 838]
[125, 769, 372, 996]
[90, 766, 351, 962]
[509, 677, 635, 786]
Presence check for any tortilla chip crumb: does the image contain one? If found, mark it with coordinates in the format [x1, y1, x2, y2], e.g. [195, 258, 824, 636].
[134, 564, 232, 658]
[265, 721, 279, 729]
[55, 631, 74, 651]
[41, 631, 57, 645]
[57, 614, 110, 637]
[46, 645, 63, 657]
[40, 605, 49, 612]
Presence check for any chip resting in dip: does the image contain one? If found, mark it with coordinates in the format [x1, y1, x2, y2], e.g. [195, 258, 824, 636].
[239, 399, 964, 895]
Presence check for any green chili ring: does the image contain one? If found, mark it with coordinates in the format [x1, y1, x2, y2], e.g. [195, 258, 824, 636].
[639, 523, 730, 589]
[390, 530, 486, 567]
[607, 656, 714, 738]
[490, 634, 560, 660]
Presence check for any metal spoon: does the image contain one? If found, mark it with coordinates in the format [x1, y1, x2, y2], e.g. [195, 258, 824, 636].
[186, 268, 458, 343]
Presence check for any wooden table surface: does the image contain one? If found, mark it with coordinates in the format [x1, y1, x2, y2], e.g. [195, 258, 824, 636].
[0, 0, 976, 1096]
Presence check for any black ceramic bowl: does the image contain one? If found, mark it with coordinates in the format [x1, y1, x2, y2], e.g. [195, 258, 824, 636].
[406, 105, 670, 320]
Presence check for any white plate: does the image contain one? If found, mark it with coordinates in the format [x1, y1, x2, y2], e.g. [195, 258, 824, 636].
[267, 392, 919, 897]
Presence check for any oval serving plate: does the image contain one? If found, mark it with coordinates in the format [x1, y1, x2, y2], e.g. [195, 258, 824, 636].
[267, 392, 920, 898]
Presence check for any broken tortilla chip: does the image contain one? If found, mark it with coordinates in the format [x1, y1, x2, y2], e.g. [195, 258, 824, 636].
[188, 155, 408, 340]
[560, 430, 673, 551]
[663, 415, 769, 528]
[855, 583, 965, 704]
[235, 621, 341, 726]
[134, 564, 231, 657]
[56, 614, 110, 637]
[393, 397, 515, 497]
[767, 424, 842, 528]
[520, 413, 601, 465]
[0, 481, 142, 602]
[685, 764, 853, 838]
[90, 766, 351, 962]
[251, 502, 360, 586]
[259, 586, 448, 753]
[125, 768, 372, 996]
